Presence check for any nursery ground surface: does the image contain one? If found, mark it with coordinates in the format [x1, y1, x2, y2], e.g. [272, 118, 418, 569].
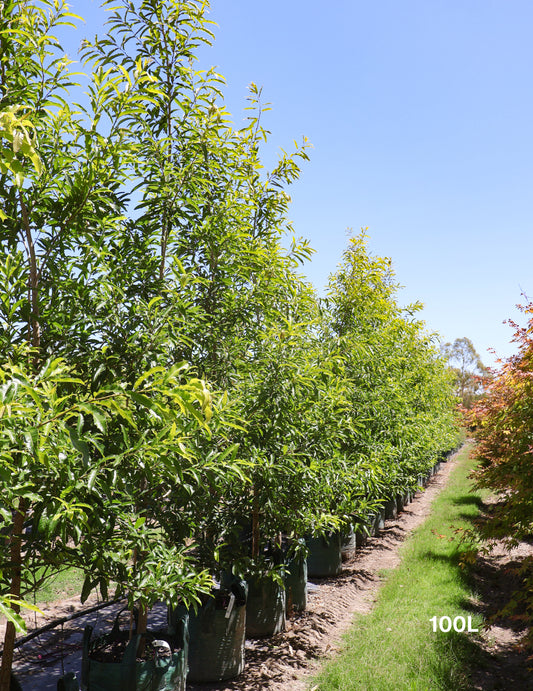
[308, 444, 532, 691]
[2, 443, 532, 690]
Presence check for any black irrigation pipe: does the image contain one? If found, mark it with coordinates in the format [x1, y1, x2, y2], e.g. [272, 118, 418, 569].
[0, 597, 126, 656]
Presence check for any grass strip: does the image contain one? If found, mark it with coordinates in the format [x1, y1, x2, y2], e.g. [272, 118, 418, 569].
[312, 444, 486, 691]
[31, 567, 86, 604]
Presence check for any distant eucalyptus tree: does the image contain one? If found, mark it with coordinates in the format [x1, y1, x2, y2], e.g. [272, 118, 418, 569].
[441, 337, 489, 408]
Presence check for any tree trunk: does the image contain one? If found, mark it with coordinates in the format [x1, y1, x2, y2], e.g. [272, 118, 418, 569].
[19, 191, 40, 367]
[136, 604, 149, 658]
[252, 485, 260, 559]
[0, 500, 28, 691]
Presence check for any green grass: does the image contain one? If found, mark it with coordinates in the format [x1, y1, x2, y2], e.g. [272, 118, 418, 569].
[311, 444, 487, 691]
[30, 567, 86, 604]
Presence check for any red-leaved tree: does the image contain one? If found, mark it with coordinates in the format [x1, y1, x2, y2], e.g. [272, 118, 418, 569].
[469, 302, 533, 646]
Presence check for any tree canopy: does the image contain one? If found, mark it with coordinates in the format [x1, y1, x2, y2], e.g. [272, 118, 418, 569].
[0, 1, 460, 687]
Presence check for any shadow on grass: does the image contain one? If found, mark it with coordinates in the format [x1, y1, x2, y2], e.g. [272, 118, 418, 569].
[419, 548, 532, 689]
[423, 627, 530, 691]
[452, 494, 484, 509]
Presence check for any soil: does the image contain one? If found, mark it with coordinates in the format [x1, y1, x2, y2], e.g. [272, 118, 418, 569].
[468, 498, 533, 691]
[3, 446, 532, 690]
[89, 630, 178, 663]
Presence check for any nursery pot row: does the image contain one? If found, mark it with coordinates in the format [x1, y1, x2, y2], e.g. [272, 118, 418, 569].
[305, 532, 343, 577]
[80, 572, 297, 690]
[80, 457, 448, 690]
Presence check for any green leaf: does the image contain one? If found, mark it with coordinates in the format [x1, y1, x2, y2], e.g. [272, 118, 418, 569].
[79, 403, 107, 433]
[0, 601, 26, 633]
[68, 427, 90, 465]
[133, 367, 166, 391]
[81, 574, 93, 604]
[87, 467, 99, 491]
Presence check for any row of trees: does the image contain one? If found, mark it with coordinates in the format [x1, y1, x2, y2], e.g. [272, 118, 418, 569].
[468, 304, 533, 646]
[0, 0, 459, 686]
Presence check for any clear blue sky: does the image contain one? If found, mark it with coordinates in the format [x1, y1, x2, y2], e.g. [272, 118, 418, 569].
[66, 0, 533, 368]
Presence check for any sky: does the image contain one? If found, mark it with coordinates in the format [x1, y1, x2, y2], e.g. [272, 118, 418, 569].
[64, 0, 533, 369]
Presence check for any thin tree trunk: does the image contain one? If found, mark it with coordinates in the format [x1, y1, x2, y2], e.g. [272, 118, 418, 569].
[0, 500, 28, 691]
[252, 485, 260, 559]
[131, 477, 149, 657]
[19, 191, 40, 365]
[0, 192, 41, 690]
[136, 604, 148, 658]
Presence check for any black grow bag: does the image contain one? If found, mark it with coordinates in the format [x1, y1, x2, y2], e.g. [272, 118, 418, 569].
[169, 580, 247, 683]
[245, 574, 286, 637]
[340, 525, 356, 561]
[384, 498, 397, 520]
[396, 494, 406, 513]
[284, 549, 307, 613]
[305, 532, 342, 578]
[372, 509, 385, 535]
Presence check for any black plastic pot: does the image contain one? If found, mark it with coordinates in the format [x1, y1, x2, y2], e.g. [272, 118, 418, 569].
[355, 528, 368, 548]
[340, 525, 356, 561]
[384, 499, 397, 520]
[371, 509, 385, 536]
[284, 549, 307, 613]
[366, 513, 376, 537]
[58, 672, 79, 690]
[352, 516, 370, 547]
[306, 532, 342, 578]
[81, 608, 188, 691]
[246, 575, 286, 637]
[170, 581, 247, 683]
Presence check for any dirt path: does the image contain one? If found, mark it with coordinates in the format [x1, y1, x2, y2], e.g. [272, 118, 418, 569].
[468, 499, 533, 691]
[4, 446, 532, 690]
[187, 447, 532, 691]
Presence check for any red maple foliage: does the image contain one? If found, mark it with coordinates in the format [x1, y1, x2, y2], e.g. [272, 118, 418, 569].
[468, 302, 533, 646]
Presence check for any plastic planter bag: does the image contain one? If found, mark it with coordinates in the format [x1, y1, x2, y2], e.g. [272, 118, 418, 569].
[81, 608, 188, 691]
[246, 574, 286, 637]
[169, 580, 247, 683]
[305, 532, 342, 578]
[284, 549, 308, 612]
